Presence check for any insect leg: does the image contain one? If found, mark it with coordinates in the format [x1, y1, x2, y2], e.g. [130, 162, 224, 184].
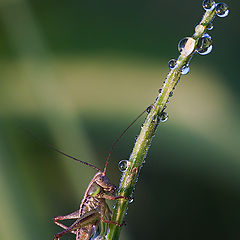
[100, 203, 122, 227]
[54, 209, 80, 232]
[100, 214, 122, 227]
[100, 193, 129, 201]
[54, 210, 100, 240]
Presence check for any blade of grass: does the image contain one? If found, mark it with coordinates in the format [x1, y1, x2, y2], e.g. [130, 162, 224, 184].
[107, 3, 228, 239]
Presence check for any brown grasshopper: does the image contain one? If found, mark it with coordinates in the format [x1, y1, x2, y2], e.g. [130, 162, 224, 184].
[53, 161, 126, 240]
[53, 107, 150, 240]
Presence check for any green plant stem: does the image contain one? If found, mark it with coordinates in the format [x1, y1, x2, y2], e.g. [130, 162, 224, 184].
[107, 7, 217, 240]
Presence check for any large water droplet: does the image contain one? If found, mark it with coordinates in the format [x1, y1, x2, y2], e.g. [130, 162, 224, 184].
[215, 2, 229, 17]
[178, 37, 196, 56]
[118, 160, 129, 172]
[159, 112, 168, 123]
[197, 33, 213, 55]
[168, 59, 177, 69]
[181, 65, 190, 75]
[202, 0, 216, 11]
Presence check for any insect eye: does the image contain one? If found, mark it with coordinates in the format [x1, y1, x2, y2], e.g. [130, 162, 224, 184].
[98, 176, 106, 183]
[100, 175, 110, 183]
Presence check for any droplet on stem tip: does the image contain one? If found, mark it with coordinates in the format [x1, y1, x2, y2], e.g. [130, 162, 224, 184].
[202, 0, 216, 11]
[215, 2, 229, 17]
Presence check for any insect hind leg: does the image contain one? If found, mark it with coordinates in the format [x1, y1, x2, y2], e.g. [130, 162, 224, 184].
[54, 209, 80, 231]
[54, 209, 100, 239]
[54, 225, 83, 240]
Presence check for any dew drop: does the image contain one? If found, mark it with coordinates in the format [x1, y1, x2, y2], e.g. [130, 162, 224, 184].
[128, 198, 134, 204]
[118, 160, 129, 172]
[158, 88, 162, 94]
[168, 59, 177, 69]
[181, 65, 190, 75]
[195, 24, 205, 33]
[215, 2, 229, 17]
[178, 37, 196, 56]
[199, 44, 213, 55]
[197, 33, 213, 55]
[146, 105, 152, 113]
[178, 38, 188, 52]
[202, 0, 216, 11]
[159, 112, 168, 123]
[169, 91, 173, 97]
[207, 22, 214, 30]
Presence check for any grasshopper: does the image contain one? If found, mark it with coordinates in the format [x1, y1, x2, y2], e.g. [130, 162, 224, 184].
[53, 161, 126, 240]
[53, 107, 150, 240]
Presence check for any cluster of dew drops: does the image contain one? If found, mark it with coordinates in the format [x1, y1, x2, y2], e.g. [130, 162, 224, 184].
[165, 1, 229, 131]
[168, 0, 229, 75]
[118, 111, 168, 173]
[118, 1, 229, 176]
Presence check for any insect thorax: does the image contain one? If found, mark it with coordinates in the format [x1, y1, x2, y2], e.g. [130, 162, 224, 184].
[79, 183, 103, 216]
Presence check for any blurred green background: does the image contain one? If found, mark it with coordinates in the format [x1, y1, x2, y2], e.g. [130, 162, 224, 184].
[0, 0, 239, 239]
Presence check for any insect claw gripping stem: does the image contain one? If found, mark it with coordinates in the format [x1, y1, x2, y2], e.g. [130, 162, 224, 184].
[101, 217, 123, 227]
[115, 196, 130, 201]
[107, 2, 229, 239]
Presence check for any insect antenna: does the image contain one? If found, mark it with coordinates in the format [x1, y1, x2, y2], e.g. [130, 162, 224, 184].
[103, 105, 151, 175]
[22, 127, 101, 172]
